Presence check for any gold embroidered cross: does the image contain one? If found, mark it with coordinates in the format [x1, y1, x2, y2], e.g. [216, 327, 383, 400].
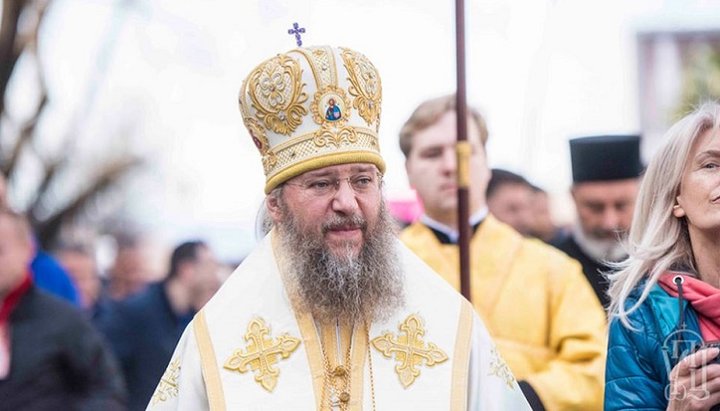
[150, 358, 181, 405]
[370, 314, 448, 388]
[224, 317, 301, 392]
[488, 347, 517, 389]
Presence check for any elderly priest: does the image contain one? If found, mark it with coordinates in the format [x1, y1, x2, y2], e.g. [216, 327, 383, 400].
[147, 45, 530, 411]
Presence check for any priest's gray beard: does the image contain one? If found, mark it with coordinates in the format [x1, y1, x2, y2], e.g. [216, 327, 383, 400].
[273, 200, 404, 325]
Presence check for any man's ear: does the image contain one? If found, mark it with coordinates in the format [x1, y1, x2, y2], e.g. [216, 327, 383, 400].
[266, 192, 284, 222]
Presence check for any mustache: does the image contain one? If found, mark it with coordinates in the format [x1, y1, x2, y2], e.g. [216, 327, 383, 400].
[590, 227, 626, 240]
[321, 214, 367, 233]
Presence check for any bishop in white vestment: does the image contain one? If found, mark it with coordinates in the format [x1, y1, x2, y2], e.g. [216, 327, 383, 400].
[148, 45, 530, 411]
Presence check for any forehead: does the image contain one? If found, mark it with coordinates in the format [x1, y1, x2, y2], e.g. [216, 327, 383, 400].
[297, 163, 378, 179]
[411, 110, 483, 150]
[574, 178, 640, 201]
[688, 129, 720, 158]
[493, 183, 533, 198]
[195, 245, 215, 261]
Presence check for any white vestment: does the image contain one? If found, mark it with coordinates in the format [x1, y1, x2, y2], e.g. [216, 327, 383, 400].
[147, 232, 530, 410]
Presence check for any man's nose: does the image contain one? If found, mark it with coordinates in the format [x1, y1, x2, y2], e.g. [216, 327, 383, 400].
[331, 180, 360, 214]
[601, 208, 621, 230]
[441, 149, 456, 173]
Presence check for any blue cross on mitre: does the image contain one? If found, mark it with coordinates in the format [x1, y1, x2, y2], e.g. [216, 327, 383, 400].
[288, 22, 305, 47]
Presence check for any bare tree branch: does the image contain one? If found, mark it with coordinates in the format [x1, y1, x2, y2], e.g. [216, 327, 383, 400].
[33, 157, 142, 246]
[0, 0, 28, 119]
[2, 0, 142, 247]
[1, 91, 47, 177]
[1, 0, 50, 176]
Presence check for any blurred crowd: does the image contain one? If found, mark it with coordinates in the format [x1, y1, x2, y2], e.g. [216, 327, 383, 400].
[0, 170, 227, 409]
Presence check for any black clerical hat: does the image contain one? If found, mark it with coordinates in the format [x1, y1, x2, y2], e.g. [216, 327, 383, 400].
[570, 135, 643, 183]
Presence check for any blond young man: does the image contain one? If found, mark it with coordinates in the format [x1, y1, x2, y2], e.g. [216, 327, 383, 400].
[399, 95, 607, 411]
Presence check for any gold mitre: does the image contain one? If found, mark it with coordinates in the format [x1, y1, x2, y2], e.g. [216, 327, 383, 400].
[239, 45, 385, 194]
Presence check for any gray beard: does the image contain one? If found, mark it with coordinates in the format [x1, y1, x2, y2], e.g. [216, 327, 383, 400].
[276, 201, 404, 325]
[573, 224, 627, 263]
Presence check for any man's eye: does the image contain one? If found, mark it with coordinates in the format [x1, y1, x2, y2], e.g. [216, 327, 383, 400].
[308, 180, 331, 189]
[420, 149, 442, 159]
[703, 163, 718, 169]
[353, 177, 372, 187]
[585, 204, 604, 213]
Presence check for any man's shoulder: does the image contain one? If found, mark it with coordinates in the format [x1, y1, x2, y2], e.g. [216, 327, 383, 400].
[481, 216, 580, 269]
[16, 287, 90, 332]
[549, 230, 575, 249]
[120, 282, 165, 309]
[519, 235, 579, 264]
[200, 235, 283, 318]
[396, 240, 466, 302]
[399, 221, 433, 246]
[21, 286, 76, 313]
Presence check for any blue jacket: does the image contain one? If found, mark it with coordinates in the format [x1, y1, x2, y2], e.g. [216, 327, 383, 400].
[96, 282, 194, 411]
[605, 283, 703, 410]
[31, 249, 80, 306]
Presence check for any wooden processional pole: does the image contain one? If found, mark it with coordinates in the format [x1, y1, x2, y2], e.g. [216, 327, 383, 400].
[455, 0, 472, 302]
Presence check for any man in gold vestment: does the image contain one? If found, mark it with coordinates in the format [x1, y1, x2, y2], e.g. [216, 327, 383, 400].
[399, 95, 607, 411]
[148, 48, 530, 410]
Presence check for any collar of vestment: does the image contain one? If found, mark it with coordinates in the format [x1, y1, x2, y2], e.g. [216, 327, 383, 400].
[420, 207, 488, 244]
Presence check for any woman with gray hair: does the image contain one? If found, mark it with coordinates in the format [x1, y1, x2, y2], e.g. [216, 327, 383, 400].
[605, 101, 720, 410]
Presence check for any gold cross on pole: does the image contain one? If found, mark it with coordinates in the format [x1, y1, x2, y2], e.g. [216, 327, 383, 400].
[370, 314, 448, 388]
[224, 317, 301, 392]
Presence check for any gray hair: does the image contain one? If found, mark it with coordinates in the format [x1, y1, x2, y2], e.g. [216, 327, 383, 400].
[607, 101, 720, 327]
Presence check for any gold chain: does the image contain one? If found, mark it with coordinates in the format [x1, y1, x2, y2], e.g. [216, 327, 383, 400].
[318, 323, 377, 411]
[366, 325, 377, 411]
[319, 323, 353, 410]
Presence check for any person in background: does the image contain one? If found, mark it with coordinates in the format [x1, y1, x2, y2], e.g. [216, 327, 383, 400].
[55, 242, 109, 320]
[106, 233, 153, 300]
[97, 240, 221, 411]
[486, 168, 535, 236]
[529, 186, 569, 244]
[605, 102, 720, 410]
[0, 208, 125, 408]
[552, 134, 643, 307]
[0, 172, 80, 306]
[399, 94, 606, 411]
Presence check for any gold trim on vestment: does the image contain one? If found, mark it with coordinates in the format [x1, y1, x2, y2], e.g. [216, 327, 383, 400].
[294, 311, 326, 407]
[350, 327, 368, 409]
[194, 310, 227, 411]
[450, 299, 473, 411]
